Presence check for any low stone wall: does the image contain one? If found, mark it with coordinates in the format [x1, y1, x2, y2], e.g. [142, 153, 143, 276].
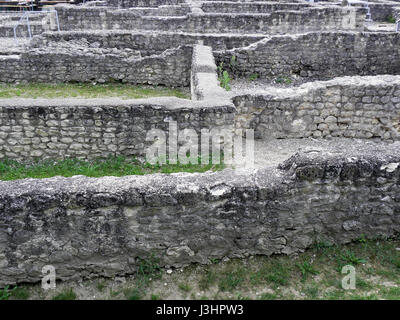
[55, 5, 365, 34]
[191, 44, 230, 101]
[0, 75, 399, 161]
[0, 98, 235, 161]
[1, 147, 399, 286]
[215, 32, 400, 79]
[107, 0, 185, 7]
[32, 30, 267, 54]
[233, 75, 400, 140]
[0, 44, 193, 86]
[201, 1, 312, 13]
[368, 2, 398, 21]
[128, 5, 190, 16]
[392, 5, 400, 21]
[0, 22, 46, 38]
[0, 10, 59, 38]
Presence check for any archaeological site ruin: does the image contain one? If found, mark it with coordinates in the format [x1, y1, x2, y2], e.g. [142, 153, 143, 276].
[0, 0, 399, 287]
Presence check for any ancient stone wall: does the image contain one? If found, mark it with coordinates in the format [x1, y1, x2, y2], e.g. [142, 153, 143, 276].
[1, 149, 399, 286]
[54, 5, 365, 34]
[191, 44, 230, 101]
[0, 75, 399, 161]
[0, 44, 193, 86]
[215, 32, 400, 79]
[368, 2, 398, 21]
[107, 0, 185, 8]
[32, 30, 266, 53]
[127, 5, 190, 16]
[0, 98, 234, 161]
[233, 75, 400, 140]
[200, 1, 312, 13]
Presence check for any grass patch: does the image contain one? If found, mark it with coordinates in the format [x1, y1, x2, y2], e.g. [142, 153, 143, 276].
[379, 286, 400, 300]
[250, 259, 292, 287]
[151, 293, 162, 300]
[296, 259, 319, 282]
[0, 156, 225, 181]
[52, 288, 77, 300]
[0, 83, 190, 100]
[192, 236, 399, 300]
[199, 270, 217, 291]
[123, 253, 162, 300]
[217, 62, 231, 91]
[218, 267, 246, 292]
[249, 73, 259, 81]
[0, 286, 17, 300]
[96, 281, 106, 292]
[124, 287, 142, 300]
[274, 76, 292, 85]
[336, 250, 366, 269]
[304, 284, 319, 299]
[11, 286, 30, 300]
[178, 282, 192, 293]
[259, 292, 279, 300]
[387, 15, 396, 24]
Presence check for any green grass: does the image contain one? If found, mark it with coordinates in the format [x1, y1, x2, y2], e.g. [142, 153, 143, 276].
[3, 237, 399, 300]
[178, 282, 192, 293]
[96, 281, 106, 292]
[379, 287, 400, 300]
[259, 292, 279, 300]
[217, 63, 231, 91]
[337, 250, 367, 268]
[296, 259, 319, 282]
[249, 74, 259, 81]
[218, 267, 246, 292]
[304, 284, 319, 299]
[187, 236, 400, 300]
[387, 15, 396, 24]
[0, 286, 17, 300]
[0, 83, 190, 100]
[124, 287, 142, 300]
[275, 76, 292, 85]
[11, 286, 30, 300]
[0, 156, 225, 181]
[52, 288, 77, 300]
[250, 259, 292, 287]
[199, 270, 217, 291]
[124, 253, 162, 300]
[151, 293, 162, 300]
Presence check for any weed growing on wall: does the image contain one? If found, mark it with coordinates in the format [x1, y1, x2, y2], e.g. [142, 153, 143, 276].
[217, 62, 231, 91]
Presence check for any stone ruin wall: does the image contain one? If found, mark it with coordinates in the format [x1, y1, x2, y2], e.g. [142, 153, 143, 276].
[0, 74, 399, 162]
[214, 32, 400, 79]
[233, 75, 400, 140]
[1, 1, 400, 286]
[1, 149, 399, 286]
[107, 0, 186, 7]
[0, 98, 234, 161]
[54, 5, 366, 34]
[0, 44, 193, 86]
[31, 30, 267, 52]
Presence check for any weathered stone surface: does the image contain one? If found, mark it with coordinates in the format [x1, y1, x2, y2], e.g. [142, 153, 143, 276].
[233, 75, 400, 140]
[0, 96, 235, 160]
[0, 146, 399, 287]
[0, 0, 399, 289]
[215, 32, 400, 80]
[54, 4, 365, 34]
